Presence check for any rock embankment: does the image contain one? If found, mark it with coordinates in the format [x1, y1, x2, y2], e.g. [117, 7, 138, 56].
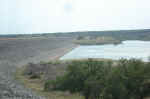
[0, 37, 75, 99]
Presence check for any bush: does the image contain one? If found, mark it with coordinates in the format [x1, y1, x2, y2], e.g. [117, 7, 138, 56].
[44, 59, 113, 99]
[44, 59, 150, 99]
[23, 61, 66, 80]
[23, 62, 45, 79]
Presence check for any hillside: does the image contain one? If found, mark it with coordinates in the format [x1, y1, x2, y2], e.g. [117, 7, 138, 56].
[1, 29, 150, 43]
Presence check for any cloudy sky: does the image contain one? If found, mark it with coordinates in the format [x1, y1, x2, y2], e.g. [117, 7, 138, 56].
[0, 0, 150, 34]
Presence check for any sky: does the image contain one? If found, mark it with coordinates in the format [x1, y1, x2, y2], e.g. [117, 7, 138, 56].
[0, 0, 150, 34]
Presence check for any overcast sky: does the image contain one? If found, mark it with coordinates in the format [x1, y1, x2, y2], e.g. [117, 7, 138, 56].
[0, 0, 150, 34]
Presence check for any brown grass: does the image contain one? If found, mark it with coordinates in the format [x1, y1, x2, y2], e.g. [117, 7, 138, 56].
[15, 67, 83, 99]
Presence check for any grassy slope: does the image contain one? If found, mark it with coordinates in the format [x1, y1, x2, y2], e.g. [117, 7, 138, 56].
[73, 36, 121, 45]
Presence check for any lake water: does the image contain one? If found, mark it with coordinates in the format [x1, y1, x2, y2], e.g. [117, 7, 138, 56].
[60, 40, 150, 62]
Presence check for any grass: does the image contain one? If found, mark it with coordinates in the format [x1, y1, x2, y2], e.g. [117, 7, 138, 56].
[15, 66, 83, 99]
[74, 36, 121, 45]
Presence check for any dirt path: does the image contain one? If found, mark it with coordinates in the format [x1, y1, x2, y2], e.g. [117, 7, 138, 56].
[0, 37, 76, 99]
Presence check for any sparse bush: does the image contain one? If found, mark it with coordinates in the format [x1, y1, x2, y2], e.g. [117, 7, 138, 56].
[45, 59, 150, 99]
[23, 60, 68, 81]
[23, 63, 43, 79]
[29, 72, 41, 79]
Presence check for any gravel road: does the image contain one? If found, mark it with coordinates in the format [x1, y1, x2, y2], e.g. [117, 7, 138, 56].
[0, 37, 75, 99]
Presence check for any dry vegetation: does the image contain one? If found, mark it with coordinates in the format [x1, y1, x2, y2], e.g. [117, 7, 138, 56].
[17, 59, 150, 99]
[0, 37, 76, 99]
[74, 36, 121, 45]
[15, 61, 83, 99]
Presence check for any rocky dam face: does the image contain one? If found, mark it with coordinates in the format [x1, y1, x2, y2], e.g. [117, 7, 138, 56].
[0, 37, 75, 99]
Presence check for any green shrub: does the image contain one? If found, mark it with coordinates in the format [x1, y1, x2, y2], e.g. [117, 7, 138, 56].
[44, 59, 150, 99]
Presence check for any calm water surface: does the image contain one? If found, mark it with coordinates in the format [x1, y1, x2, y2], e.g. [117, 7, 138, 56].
[60, 40, 150, 61]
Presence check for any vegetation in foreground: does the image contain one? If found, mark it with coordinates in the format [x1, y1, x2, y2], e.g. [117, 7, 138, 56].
[18, 59, 150, 99]
[16, 61, 83, 99]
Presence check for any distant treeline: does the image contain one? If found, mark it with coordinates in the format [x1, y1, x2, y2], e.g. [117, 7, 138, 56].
[69, 29, 150, 41]
[74, 36, 121, 45]
[1, 29, 150, 41]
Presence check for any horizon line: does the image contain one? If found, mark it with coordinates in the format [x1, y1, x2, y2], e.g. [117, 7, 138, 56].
[0, 28, 150, 35]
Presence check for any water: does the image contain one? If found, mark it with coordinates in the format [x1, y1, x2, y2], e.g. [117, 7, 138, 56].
[60, 40, 150, 62]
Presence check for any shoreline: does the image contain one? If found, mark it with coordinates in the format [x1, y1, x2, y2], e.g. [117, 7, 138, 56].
[49, 44, 79, 60]
[15, 44, 82, 99]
